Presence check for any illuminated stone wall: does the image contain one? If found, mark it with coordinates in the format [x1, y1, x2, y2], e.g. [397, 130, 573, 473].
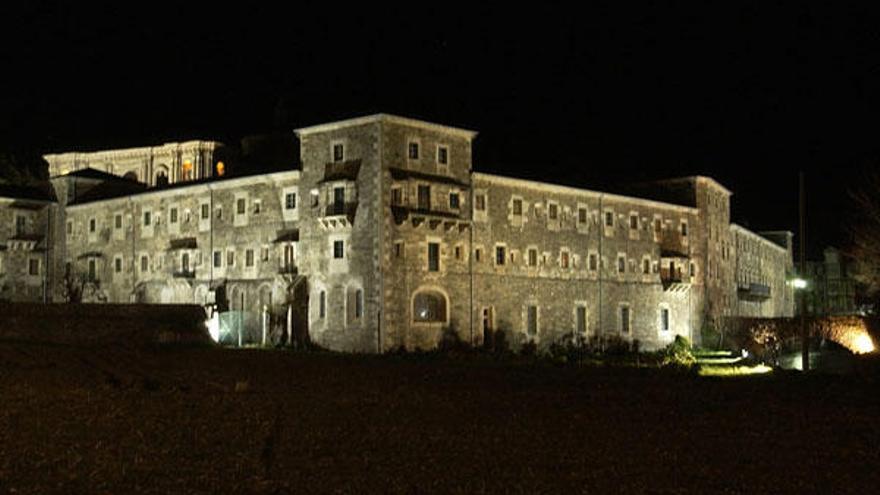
[0, 197, 52, 302]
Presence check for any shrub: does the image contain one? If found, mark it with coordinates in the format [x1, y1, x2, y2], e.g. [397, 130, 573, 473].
[659, 335, 696, 368]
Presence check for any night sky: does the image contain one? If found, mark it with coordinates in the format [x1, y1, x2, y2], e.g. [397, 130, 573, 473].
[2, 2, 879, 257]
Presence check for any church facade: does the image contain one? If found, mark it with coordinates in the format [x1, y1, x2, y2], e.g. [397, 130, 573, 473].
[0, 114, 795, 351]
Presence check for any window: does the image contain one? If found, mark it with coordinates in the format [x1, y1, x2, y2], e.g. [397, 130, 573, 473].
[561, 251, 570, 269]
[246, 249, 255, 268]
[115, 214, 122, 229]
[620, 306, 630, 333]
[449, 192, 460, 209]
[528, 248, 538, 267]
[319, 291, 326, 318]
[201, 204, 210, 219]
[253, 201, 261, 214]
[333, 240, 344, 259]
[143, 211, 151, 226]
[394, 241, 404, 258]
[332, 143, 344, 162]
[29, 259, 40, 276]
[181, 252, 190, 272]
[236, 198, 246, 215]
[418, 185, 431, 210]
[589, 254, 598, 271]
[88, 259, 96, 281]
[428, 242, 440, 272]
[605, 211, 614, 227]
[475, 248, 482, 262]
[261, 246, 269, 261]
[333, 187, 345, 210]
[437, 145, 448, 165]
[681, 221, 688, 237]
[355, 289, 363, 319]
[576, 306, 587, 334]
[654, 218, 662, 233]
[15, 216, 26, 236]
[413, 290, 447, 323]
[643, 258, 650, 274]
[213, 251, 222, 268]
[227, 250, 235, 267]
[285, 192, 297, 210]
[548, 203, 558, 220]
[170, 208, 178, 224]
[141, 255, 149, 272]
[475, 194, 486, 211]
[284, 244, 295, 268]
[408, 141, 420, 160]
[630, 214, 638, 230]
[618, 255, 626, 273]
[660, 307, 670, 332]
[578, 207, 587, 224]
[115, 257, 122, 273]
[66, 221, 72, 235]
[689, 262, 695, 277]
[527, 305, 538, 336]
[391, 187, 403, 205]
[495, 246, 506, 265]
[513, 198, 523, 216]
[89, 218, 96, 233]
[454, 245, 462, 260]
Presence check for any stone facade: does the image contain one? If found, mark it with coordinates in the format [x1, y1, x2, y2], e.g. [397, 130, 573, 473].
[0, 193, 53, 302]
[0, 114, 796, 351]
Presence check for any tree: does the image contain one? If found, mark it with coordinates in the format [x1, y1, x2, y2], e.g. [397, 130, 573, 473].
[847, 168, 880, 313]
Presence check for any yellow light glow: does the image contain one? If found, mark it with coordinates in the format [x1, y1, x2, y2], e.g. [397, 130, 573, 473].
[182, 160, 193, 171]
[853, 334, 875, 354]
[216, 161, 225, 176]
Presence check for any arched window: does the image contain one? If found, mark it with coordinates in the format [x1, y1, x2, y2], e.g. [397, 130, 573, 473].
[155, 167, 169, 187]
[413, 290, 447, 323]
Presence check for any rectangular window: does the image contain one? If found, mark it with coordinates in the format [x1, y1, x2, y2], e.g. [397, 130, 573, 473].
[449, 192, 460, 209]
[115, 257, 122, 273]
[115, 214, 122, 229]
[394, 241, 404, 258]
[513, 198, 523, 216]
[621, 306, 630, 333]
[454, 245, 462, 259]
[527, 306, 538, 336]
[333, 143, 344, 162]
[227, 250, 235, 267]
[253, 200, 261, 214]
[528, 248, 538, 267]
[319, 291, 326, 317]
[661, 308, 670, 332]
[418, 185, 431, 210]
[144, 211, 151, 226]
[391, 187, 403, 205]
[690, 262, 695, 277]
[589, 254, 598, 271]
[408, 141, 420, 160]
[262, 246, 269, 261]
[475, 248, 482, 262]
[333, 187, 345, 212]
[655, 219, 662, 233]
[29, 259, 40, 276]
[285, 192, 297, 209]
[213, 251, 222, 268]
[88, 259, 96, 281]
[605, 211, 614, 227]
[681, 222, 688, 236]
[236, 198, 246, 215]
[201, 204, 210, 219]
[428, 242, 440, 272]
[437, 145, 448, 165]
[475, 194, 486, 211]
[89, 218, 96, 233]
[15, 216, 26, 236]
[495, 246, 506, 266]
[561, 251, 570, 269]
[576, 306, 587, 334]
[355, 289, 363, 318]
[333, 240, 344, 259]
[170, 208, 178, 224]
[548, 203, 558, 220]
[618, 256, 626, 273]
[643, 259, 650, 274]
[630, 214, 638, 229]
[578, 207, 587, 224]
[66, 221, 72, 235]
[141, 255, 149, 272]
[284, 244, 295, 268]
[246, 249, 254, 268]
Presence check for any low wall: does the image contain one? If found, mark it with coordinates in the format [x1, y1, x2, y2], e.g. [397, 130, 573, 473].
[0, 303, 212, 346]
[723, 315, 878, 355]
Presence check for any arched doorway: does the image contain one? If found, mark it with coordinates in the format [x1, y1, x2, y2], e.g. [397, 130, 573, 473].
[123, 171, 139, 182]
[154, 165, 169, 186]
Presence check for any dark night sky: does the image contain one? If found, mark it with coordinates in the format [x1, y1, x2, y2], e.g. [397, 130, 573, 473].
[2, 2, 880, 257]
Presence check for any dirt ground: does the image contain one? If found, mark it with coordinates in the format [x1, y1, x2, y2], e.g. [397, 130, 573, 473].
[1, 342, 879, 494]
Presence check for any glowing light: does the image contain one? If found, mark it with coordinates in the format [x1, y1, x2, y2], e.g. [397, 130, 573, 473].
[216, 161, 225, 176]
[853, 333, 875, 354]
[698, 364, 773, 376]
[792, 278, 808, 289]
[206, 311, 220, 343]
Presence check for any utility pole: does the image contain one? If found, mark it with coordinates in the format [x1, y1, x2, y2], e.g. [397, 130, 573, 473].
[800, 171, 809, 372]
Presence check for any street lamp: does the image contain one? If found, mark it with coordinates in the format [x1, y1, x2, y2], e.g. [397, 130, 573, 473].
[792, 278, 808, 290]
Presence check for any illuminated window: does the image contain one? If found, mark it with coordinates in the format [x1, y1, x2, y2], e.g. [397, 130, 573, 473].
[413, 290, 447, 323]
[216, 161, 225, 176]
[182, 160, 193, 180]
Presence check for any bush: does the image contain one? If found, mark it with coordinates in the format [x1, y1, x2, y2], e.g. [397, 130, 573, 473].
[659, 335, 696, 368]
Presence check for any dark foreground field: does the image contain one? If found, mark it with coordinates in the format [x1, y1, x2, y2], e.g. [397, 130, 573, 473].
[1, 343, 879, 494]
